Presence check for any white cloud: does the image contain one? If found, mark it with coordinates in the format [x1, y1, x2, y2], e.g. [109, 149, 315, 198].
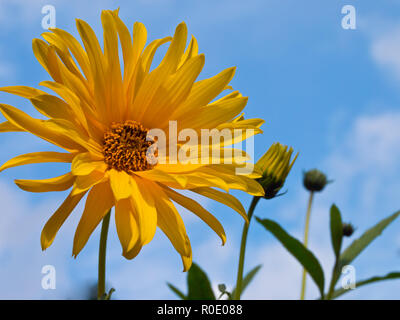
[370, 24, 400, 81]
[0, 62, 14, 80]
[0, 47, 15, 81]
[325, 111, 400, 219]
[0, 180, 78, 299]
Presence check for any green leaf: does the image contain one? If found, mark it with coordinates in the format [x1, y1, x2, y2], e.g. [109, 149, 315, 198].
[339, 210, 400, 267]
[187, 263, 216, 300]
[331, 272, 400, 299]
[256, 217, 325, 297]
[167, 283, 186, 300]
[330, 204, 343, 259]
[230, 264, 262, 299]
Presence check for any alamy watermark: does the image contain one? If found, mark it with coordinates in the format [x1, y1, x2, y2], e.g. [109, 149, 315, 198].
[341, 5, 356, 30]
[41, 265, 56, 290]
[341, 265, 356, 290]
[145, 121, 256, 175]
[41, 5, 56, 30]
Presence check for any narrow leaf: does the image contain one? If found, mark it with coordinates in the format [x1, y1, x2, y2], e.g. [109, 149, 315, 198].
[331, 272, 400, 299]
[339, 211, 400, 267]
[167, 282, 186, 300]
[256, 217, 325, 297]
[187, 263, 216, 300]
[330, 204, 343, 259]
[230, 264, 262, 299]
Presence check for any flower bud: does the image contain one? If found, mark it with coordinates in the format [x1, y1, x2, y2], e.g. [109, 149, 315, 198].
[342, 223, 355, 237]
[256, 143, 298, 199]
[303, 169, 329, 192]
[218, 284, 227, 292]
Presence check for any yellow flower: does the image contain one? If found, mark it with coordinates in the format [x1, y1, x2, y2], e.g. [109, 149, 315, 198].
[255, 143, 298, 199]
[0, 10, 264, 271]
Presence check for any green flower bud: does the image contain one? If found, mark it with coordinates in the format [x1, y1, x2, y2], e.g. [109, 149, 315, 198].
[303, 169, 329, 192]
[342, 223, 355, 237]
[256, 143, 298, 199]
[218, 284, 227, 293]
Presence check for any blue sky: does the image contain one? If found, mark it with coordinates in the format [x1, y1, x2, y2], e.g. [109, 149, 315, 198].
[0, 0, 399, 299]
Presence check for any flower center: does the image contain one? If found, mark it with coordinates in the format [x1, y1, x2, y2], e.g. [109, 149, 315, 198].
[102, 120, 157, 172]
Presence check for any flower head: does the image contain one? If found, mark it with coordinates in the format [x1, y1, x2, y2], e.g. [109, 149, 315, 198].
[0, 10, 265, 271]
[342, 223, 355, 237]
[255, 143, 298, 199]
[303, 169, 329, 192]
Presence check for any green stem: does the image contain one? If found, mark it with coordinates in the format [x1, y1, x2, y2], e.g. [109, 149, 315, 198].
[300, 191, 314, 300]
[326, 261, 340, 300]
[97, 209, 111, 300]
[234, 196, 261, 300]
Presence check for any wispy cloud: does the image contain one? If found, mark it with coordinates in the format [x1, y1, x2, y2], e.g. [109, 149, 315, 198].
[371, 25, 400, 81]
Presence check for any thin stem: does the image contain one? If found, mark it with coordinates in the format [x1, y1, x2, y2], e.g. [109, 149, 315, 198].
[326, 261, 340, 300]
[300, 191, 314, 300]
[97, 209, 111, 300]
[234, 196, 261, 300]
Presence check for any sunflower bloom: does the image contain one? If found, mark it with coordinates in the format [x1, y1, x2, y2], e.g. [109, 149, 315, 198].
[0, 10, 265, 271]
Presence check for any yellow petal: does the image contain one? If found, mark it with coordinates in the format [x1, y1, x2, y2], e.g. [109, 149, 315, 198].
[129, 177, 157, 246]
[76, 19, 108, 122]
[131, 22, 147, 73]
[73, 181, 114, 256]
[32, 39, 62, 82]
[76, 19, 105, 79]
[41, 189, 86, 250]
[231, 117, 265, 128]
[109, 169, 134, 201]
[123, 241, 143, 260]
[0, 121, 24, 132]
[115, 17, 147, 101]
[134, 168, 187, 188]
[55, 62, 94, 115]
[126, 36, 172, 115]
[101, 10, 124, 122]
[42, 31, 87, 81]
[71, 152, 105, 176]
[115, 197, 140, 255]
[0, 85, 46, 98]
[141, 37, 171, 74]
[160, 22, 188, 73]
[172, 66, 236, 119]
[178, 35, 199, 68]
[0, 103, 83, 152]
[162, 186, 226, 245]
[184, 172, 230, 192]
[49, 28, 93, 83]
[143, 54, 205, 128]
[191, 187, 248, 224]
[39, 81, 89, 131]
[30, 94, 73, 120]
[179, 96, 248, 130]
[109, 12, 133, 79]
[44, 118, 103, 157]
[150, 184, 191, 257]
[130, 23, 187, 121]
[71, 169, 107, 196]
[15, 172, 74, 193]
[181, 254, 193, 272]
[200, 167, 264, 196]
[216, 120, 264, 146]
[0, 151, 73, 172]
[156, 163, 208, 173]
